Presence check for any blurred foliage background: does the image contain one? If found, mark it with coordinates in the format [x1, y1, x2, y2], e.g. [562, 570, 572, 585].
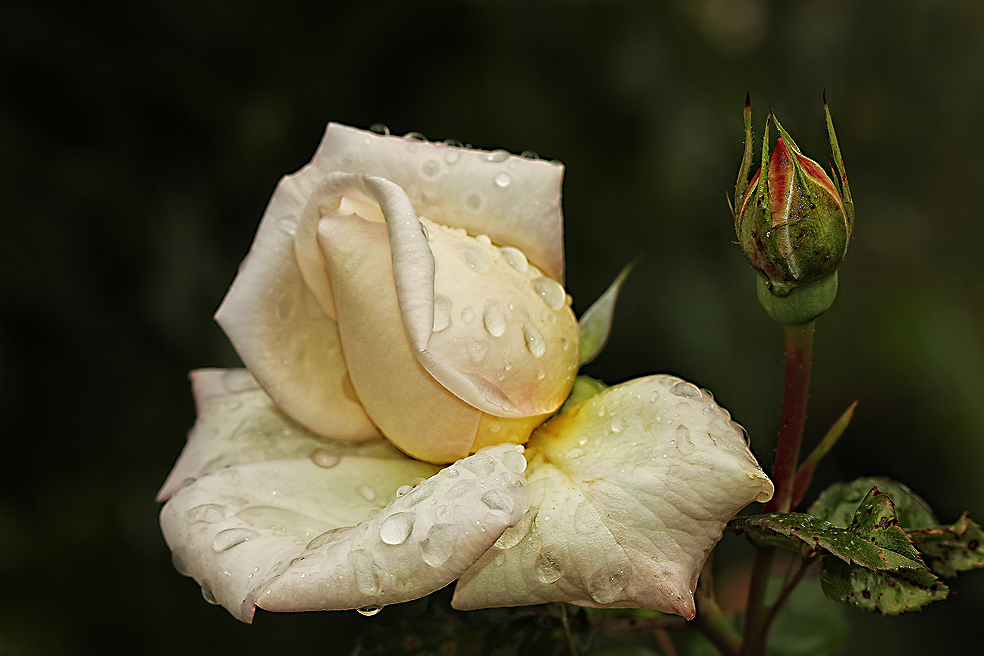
[2, 0, 982, 653]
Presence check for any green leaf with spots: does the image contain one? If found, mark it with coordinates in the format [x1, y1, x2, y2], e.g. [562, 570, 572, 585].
[820, 558, 948, 615]
[845, 487, 925, 568]
[808, 477, 937, 530]
[909, 513, 984, 577]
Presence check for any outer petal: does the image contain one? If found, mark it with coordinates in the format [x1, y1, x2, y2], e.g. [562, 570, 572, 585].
[310, 124, 565, 281]
[213, 168, 381, 441]
[316, 211, 482, 464]
[160, 444, 529, 622]
[452, 375, 774, 618]
[158, 369, 409, 501]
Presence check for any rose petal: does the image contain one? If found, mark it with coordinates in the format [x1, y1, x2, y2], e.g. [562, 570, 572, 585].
[310, 124, 565, 281]
[214, 170, 382, 441]
[316, 211, 482, 464]
[410, 219, 580, 417]
[159, 444, 529, 622]
[157, 369, 409, 501]
[452, 375, 774, 618]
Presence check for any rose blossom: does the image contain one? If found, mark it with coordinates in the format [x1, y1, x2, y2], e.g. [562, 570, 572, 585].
[158, 124, 773, 622]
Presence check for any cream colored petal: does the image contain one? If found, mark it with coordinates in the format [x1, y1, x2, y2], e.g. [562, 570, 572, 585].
[160, 444, 529, 622]
[410, 219, 579, 418]
[214, 167, 382, 440]
[316, 212, 481, 464]
[452, 375, 774, 618]
[157, 369, 408, 501]
[310, 124, 565, 281]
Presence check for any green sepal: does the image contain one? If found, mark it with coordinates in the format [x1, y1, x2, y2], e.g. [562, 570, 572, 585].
[577, 258, 638, 365]
[808, 477, 937, 530]
[819, 558, 948, 615]
[558, 376, 608, 414]
[909, 513, 984, 577]
[756, 271, 838, 323]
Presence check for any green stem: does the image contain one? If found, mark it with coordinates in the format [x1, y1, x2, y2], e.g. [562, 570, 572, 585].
[694, 589, 741, 656]
[766, 321, 815, 514]
[743, 320, 816, 655]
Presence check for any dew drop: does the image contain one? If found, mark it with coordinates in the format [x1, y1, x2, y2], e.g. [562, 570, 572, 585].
[379, 512, 416, 545]
[420, 159, 441, 178]
[521, 150, 539, 160]
[187, 503, 226, 524]
[201, 581, 219, 605]
[403, 482, 435, 507]
[483, 301, 506, 337]
[481, 489, 515, 514]
[485, 150, 510, 163]
[357, 605, 383, 617]
[444, 149, 461, 165]
[566, 447, 586, 459]
[309, 449, 341, 469]
[433, 294, 453, 332]
[588, 568, 628, 604]
[670, 381, 701, 399]
[447, 480, 474, 499]
[610, 416, 625, 434]
[461, 306, 475, 323]
[456, 243, 492, 273]
[369, 123, 390, 136]
[348, 550, 379, 595]
[462, 453, 495, 476]
[358, 485, 377, 502]
[501, 449, 528, 473]
[403, 131, 427, 142]
[306, 526, 350, 550]
[420, 523, 457, 567]
[531, 277, 566, 310]
[467, 339, 490, 363]
[522, 322, 547, 357]
[172, 551, 190, 576]
[494, 171, 512, 188]
[675, 425, 696, 456]
[535, 553, 563, 584]
[499, 246, 528, 273]
[212, 528, 260, 552]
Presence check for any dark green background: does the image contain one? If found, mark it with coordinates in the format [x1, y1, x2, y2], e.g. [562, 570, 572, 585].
[2, 0, 981, 653]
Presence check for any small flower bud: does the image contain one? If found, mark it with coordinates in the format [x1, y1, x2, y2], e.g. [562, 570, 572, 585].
[733, 95, 854, 303]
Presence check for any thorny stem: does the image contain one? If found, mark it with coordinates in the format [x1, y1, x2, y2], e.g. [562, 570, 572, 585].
[743, 320, 816, 656]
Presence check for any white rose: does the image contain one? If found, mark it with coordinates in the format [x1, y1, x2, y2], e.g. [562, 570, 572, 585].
[158, 125, 773, 623]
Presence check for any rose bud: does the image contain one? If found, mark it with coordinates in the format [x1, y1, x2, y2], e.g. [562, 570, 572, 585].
[733, 96, 854, 321]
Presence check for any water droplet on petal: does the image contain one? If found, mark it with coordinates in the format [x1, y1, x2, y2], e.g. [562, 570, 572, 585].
[485, 150, 509, 163]
[499, 246, 528, 273]
[404, 482, 435, 507]
[462, 453, 495, 476]
[403, 131, 427, 142]
[522, 322, 547, 357]
[467, 338, 490, 363]
[357, 605, 383, 617]
[481, 489, 515, 514]
[588, 568, 628, 604]
[670, 382, 701, 399]
[202, 580, 219, 605]
[521, 150, 539, 159]
[187, 503, 226, 523]
[306, 526, 351, 550]
[531, 277, 566, 310]
[433, 294, 453, 332]
[535, 553, 563, 584]
[447, 480, 473, 499]
[420, 523, 457, 567]
[456, 243, 492, 273]
[172, 551, 190, 576]
[501, 449, 527, 473]
[379, 512, 416, 545]
[369, 123, 390, 136]
[348, 549, 379, 595]
[494, 171, 512, 188]
[566, 447, 586, 459]
[483, 302, 506, 337]
[610, 416, 625, 434]
[309, 449, 341, 468]
[420, 159, 440, 178]
[358, 485, 377, 502]
[461, 306, 475, 323]
[212, 528, 260, 552]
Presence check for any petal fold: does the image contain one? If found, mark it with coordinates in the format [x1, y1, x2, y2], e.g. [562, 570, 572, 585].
[160, 444, 529, 622]
[452, 375, 773, 618]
